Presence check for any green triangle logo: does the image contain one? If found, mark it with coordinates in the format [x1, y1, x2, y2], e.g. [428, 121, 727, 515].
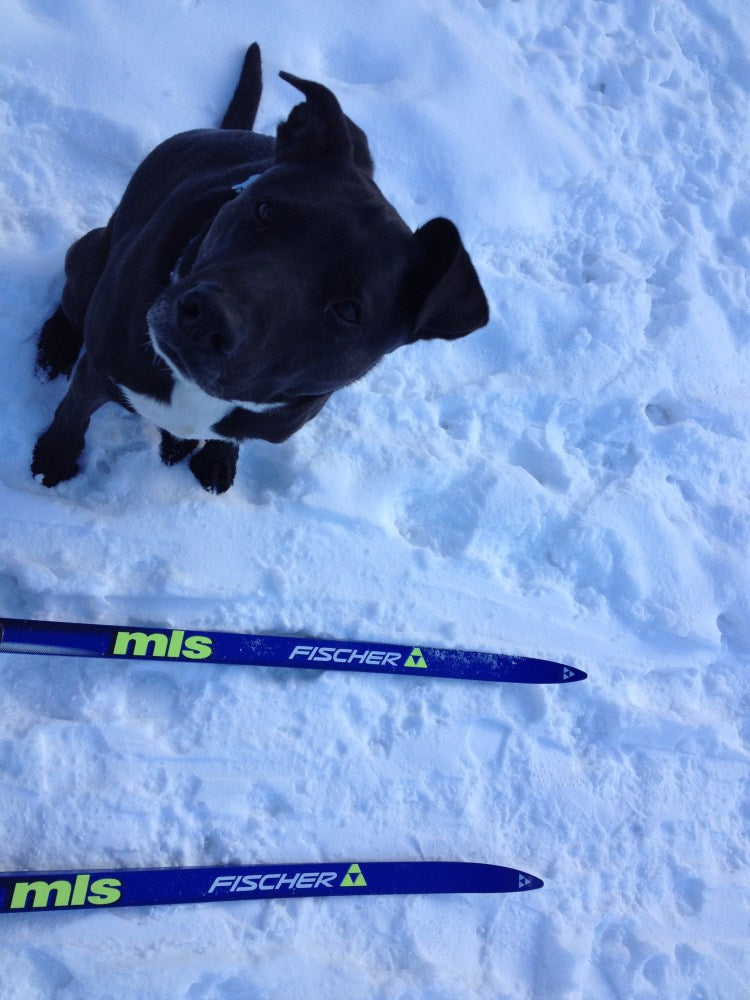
[405, 647, 428, 669]
[340, 863, 367, 887]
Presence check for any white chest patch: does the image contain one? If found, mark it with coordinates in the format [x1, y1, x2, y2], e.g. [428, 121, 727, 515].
[119, 378, 284, 441]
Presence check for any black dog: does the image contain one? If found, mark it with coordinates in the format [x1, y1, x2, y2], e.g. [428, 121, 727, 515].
[32, 44, 488, 493]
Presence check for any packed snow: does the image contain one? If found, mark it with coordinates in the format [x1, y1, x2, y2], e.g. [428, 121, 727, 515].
[1, 0, 749, 997]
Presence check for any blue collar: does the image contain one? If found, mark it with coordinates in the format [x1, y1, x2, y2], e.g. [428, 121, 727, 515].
[232, 172, 261, 194]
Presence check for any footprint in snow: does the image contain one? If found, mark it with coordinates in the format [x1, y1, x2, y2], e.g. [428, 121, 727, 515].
[509, 429, 572, 493]
[395, 467, 494, 557]
[644, 393, 685, 427]
[466, 719, 510, 765]
[322, 35, 405, 85]
[670, 865, 705, 916]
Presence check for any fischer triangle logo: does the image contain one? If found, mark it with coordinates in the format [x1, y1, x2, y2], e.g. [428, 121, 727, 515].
[405, 648, 428, 669]
[519, 874, 532, 889]
[340, 864, 367, 888]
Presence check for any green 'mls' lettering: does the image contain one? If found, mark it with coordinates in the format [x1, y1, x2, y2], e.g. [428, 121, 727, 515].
[112, 630, 212, 660]
[182, 635, 213, 660]
[113, 631, 169, 658]
[9, 876, 122, 909]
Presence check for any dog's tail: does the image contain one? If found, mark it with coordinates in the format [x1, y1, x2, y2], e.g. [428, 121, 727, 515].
[221, 43, 262, 130]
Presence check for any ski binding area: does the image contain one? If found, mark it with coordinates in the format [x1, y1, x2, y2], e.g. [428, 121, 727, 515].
[0, 861, 543, 914]
[0, 616, 587, 685]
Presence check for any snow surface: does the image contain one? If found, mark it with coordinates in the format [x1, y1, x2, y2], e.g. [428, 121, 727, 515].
[1, 0, 749, 997]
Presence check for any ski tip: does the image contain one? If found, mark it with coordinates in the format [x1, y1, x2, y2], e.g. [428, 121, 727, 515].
[484, 865, 543, 893]
[516, 870, 544, 891]
[561, 664, 587, 683]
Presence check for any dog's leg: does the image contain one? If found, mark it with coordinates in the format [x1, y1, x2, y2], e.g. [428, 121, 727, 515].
[189, 441, 240, 494]
[35, 305, 84, 381]
[31, 353, 110, 487]
[159, 430, 199, 466]
[36, 223, 113, 381]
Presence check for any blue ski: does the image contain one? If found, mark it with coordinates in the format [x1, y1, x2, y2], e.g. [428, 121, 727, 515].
[0, 616, 586, 684]
[0, 860, 543, 913]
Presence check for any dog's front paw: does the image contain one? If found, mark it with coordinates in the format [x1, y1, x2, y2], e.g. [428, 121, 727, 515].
[159, 430, 199, 466]
[189, 441, 239, 494]
[31, 430, 83, 487]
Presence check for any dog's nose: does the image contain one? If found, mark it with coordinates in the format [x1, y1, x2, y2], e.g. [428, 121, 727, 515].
[176, 285, 239, 357]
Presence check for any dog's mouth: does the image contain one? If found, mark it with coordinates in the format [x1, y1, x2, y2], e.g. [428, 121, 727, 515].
[147, 303, 194, 376]
[146, 305, 231, 399]
[146, 301, 294, 409]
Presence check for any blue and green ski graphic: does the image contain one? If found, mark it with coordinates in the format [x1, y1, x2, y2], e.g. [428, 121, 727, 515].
[0, 616, 586, 685]
[0, 861, 543, 913]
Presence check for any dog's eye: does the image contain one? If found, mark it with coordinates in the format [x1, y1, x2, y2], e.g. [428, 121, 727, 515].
[328, 300, 363, 326]
[255, 202, 274, 225]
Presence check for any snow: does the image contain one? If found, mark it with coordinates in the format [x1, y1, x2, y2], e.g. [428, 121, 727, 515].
[1, 0, 749, 996]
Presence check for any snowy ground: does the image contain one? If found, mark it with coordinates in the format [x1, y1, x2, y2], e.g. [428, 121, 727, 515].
[1, 1, 749, 997]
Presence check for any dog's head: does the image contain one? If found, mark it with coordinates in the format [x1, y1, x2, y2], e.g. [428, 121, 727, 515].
[148, 72, 489, 405]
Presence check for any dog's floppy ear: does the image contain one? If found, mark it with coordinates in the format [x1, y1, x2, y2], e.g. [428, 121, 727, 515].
[277, 72, 373, 174]
[406, 218, 489, 341]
